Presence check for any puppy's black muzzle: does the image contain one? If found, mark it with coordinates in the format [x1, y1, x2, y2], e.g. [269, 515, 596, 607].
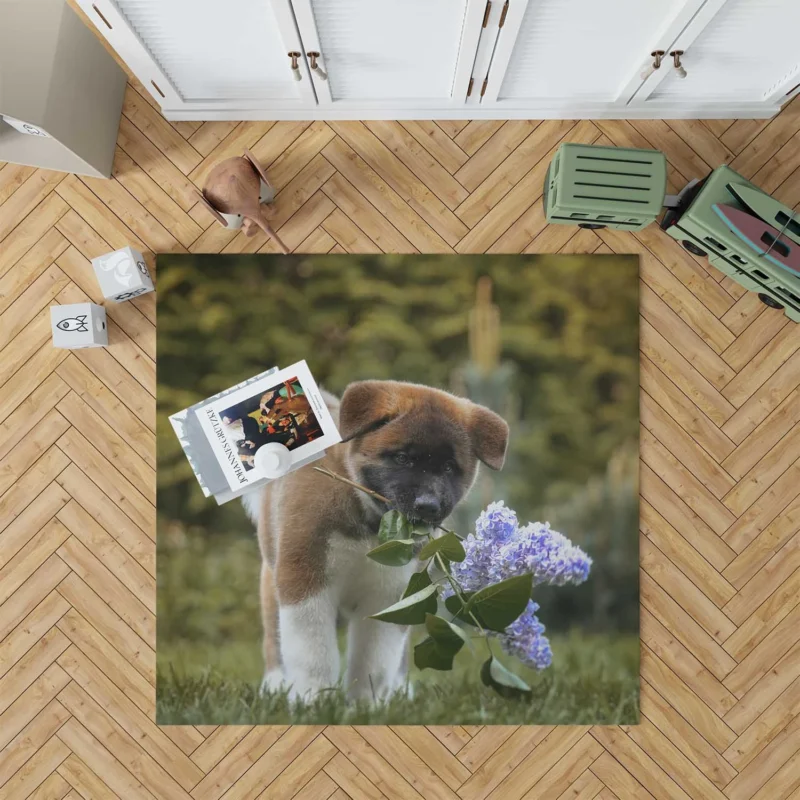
[411, 493, 443, 524]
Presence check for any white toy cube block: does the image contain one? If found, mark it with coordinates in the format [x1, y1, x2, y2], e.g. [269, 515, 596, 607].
[51, 303, 108, 349]
[91, 246, 154, 302]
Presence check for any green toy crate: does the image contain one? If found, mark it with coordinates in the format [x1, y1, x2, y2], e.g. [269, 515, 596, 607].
[544, 143, 667, 231]
[660, 165, 800, 322]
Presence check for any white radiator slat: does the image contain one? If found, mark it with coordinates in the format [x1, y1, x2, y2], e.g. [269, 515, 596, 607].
[115, 0, 295, 101]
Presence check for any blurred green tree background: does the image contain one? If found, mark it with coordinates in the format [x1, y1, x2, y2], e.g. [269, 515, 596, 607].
[157, 253, 640, 676]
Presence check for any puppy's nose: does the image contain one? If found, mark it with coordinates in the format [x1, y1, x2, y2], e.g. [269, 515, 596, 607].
[413, 494, 441, 520]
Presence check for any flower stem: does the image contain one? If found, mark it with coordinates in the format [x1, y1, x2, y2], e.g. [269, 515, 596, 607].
[312, 466, 461, 538]
[312, 466, 390, 506]
[433, 550, 494, 657]
[314, 465, 494, 655]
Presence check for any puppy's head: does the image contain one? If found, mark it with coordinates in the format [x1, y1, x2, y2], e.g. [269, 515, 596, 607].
[339, 381, 508, 526]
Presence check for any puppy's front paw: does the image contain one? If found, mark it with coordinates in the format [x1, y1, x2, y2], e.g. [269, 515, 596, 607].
[399, 679, 415, 701]
[286, 684, 312, 704]
[346, 678, 375, 703]
[259, 668, 286, 695]
[346, 674, 412, 704]
[285, 676, 339, 703]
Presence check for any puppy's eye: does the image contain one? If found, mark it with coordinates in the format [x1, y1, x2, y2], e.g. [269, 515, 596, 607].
[395, 452, 411, 466]
[443, 460, 456, 474]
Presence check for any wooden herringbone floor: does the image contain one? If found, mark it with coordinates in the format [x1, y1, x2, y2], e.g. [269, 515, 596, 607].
[2, 67, 800, 799]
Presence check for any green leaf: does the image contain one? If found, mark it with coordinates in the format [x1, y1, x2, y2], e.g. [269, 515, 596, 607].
[378, 510, 411, 544]
[466, 574, 534, 632]
[369, 584, 438, 624]
[409, 520, 434, 538]
[414, 637, 457, 671]
[425, 613, 470, 654]
[402, 570, 432, 599]
[366, 539, 415, 567]
[444, 592, 481, 627]
[418, 532, 466, 563]
[414, 614, 472, 670]
[480, 656, 532, 699]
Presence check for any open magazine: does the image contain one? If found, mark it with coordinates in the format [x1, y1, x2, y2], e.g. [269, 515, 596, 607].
[169, 361, 341, 504]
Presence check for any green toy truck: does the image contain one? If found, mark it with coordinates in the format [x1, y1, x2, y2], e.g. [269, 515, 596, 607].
[659, 165, 800, 322]
[544, 143, 800, 322]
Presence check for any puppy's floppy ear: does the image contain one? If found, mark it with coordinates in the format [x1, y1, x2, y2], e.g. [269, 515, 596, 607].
[468, 404, 509, 471]
[339, 381, 399, 442]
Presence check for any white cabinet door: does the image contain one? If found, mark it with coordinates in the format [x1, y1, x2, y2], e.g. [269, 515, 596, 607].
[289, 0, 486, 109]
[633, 0, 800, 109]
[76, 0, 315, 112]
[480, 0, 707, 112]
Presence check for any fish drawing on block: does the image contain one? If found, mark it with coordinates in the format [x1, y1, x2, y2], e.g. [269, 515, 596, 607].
[56, 315, 89, 332]
[712, 204, 800, 277]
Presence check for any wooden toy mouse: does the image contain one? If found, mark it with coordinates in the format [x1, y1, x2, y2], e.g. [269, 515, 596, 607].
[196, 149, 289, 254]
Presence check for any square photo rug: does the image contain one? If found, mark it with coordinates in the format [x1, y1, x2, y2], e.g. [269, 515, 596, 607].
[156, 253, 640, 725]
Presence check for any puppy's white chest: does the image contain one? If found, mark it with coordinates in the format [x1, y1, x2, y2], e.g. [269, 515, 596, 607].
[328, 534, 416, 619]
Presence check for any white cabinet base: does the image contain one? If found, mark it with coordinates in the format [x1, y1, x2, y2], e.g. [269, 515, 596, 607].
[161, 101, 779, 122]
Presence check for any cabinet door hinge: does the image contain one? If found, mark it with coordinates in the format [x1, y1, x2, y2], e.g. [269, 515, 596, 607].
[467, 77, 475, 97]
[482, 0, 491, 27]
[499, 0, 509, 27]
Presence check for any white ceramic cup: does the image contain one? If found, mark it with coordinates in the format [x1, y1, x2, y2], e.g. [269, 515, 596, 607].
[254, 442, 292, 479]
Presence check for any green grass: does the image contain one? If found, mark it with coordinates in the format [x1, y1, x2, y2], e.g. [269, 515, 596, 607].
[156, 631, 639, 725]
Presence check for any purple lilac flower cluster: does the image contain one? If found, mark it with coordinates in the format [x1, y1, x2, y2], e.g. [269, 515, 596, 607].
[448, 502, 591, 670]
[501, 600, 553, 670]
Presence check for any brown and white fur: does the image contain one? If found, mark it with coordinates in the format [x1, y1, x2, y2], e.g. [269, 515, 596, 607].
[242, 380, 509, 701]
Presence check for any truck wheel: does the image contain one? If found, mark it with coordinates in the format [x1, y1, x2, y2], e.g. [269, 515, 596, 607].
[682, 240, 707, 257]
[758, 293, 784, 310]
[578, 223, 606, 230]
